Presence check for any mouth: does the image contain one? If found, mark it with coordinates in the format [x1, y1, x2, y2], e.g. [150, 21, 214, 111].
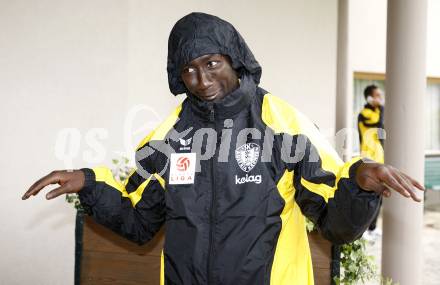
[198, 90, 222, 101]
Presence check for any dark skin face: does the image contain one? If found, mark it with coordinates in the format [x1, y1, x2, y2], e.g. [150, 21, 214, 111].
[180, 54, 239, 102]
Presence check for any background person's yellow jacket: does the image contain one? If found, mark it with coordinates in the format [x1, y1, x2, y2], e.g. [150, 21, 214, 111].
[358, 104, 385, 163]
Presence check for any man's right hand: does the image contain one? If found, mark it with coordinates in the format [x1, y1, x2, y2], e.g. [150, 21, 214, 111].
[22, 170, 85, 200]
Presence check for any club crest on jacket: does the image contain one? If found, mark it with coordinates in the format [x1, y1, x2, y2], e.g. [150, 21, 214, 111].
[235, 143, 260, 172]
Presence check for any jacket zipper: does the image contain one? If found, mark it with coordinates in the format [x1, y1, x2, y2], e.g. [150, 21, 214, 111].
[207, 107, 217, 284]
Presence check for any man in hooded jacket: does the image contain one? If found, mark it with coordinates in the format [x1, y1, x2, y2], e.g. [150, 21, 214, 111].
[23, 13, 424, 285]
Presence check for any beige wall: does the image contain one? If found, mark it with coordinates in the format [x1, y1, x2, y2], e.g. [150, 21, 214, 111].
[427, 0, 440, 77]
[0, 0, 338, 284]
[350, 0, 440, 77]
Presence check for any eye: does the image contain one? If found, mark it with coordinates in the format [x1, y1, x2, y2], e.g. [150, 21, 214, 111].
[182, 66, 196, 74]
[207, 61, 219, 68]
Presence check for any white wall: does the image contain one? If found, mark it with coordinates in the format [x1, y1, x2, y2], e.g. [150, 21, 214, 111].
[427, 0, 440, 76]
[351, 0, 440, 77]
[0, 0, 338, 284]
[350, 0, 387, 74]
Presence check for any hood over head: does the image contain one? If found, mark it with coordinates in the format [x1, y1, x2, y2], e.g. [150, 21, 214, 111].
[167, 12, 262, 95]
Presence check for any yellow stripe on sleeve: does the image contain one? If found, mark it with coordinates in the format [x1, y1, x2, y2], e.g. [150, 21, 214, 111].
[93, 167, 166, 207]
[300, 156, 362, 202]
[93, 167, 129, 197]
[136, 103, 183, 151]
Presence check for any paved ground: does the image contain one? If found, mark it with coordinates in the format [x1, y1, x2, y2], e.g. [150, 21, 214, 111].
[363, 209, 440, 285]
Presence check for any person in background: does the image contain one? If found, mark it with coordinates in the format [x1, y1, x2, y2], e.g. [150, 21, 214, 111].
[358, 84, 385, 240]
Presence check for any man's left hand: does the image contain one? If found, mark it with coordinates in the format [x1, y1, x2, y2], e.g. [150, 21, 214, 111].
[355, 161, 425, 202]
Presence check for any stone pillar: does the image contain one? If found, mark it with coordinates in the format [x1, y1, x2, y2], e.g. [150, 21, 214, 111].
[335, 0, 353, 161]
[382, 0, 427, 284]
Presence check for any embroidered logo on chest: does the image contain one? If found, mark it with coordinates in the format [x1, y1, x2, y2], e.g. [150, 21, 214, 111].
[234, 143, 262, 185]
[235, 143, 260, 172]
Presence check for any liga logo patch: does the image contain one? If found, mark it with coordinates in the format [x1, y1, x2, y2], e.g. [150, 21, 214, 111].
[169, 153, 196, 184]
[176, 156, 191, 171]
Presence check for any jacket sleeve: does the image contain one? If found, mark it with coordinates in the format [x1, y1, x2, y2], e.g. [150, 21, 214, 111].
[290, 114, 381, 244]
[77, 131, 168, 245]
[261, 94, 380, 244]
[78, 165, 166, 246]
[77, 104, 182, 245]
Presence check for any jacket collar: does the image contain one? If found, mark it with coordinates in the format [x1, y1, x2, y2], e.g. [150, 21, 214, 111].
[186, 73, 256, 121]
[364, 103, 377, 110]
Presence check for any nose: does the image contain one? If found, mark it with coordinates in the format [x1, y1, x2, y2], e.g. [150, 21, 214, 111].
[197, 69, 213, 90]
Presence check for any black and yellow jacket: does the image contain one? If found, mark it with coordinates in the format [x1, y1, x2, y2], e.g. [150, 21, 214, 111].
[78, 12, 380, 285]
[358, 104, 385, 163]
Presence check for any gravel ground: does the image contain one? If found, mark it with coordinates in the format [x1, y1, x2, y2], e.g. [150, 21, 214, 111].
[363, 209, 440, 285]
